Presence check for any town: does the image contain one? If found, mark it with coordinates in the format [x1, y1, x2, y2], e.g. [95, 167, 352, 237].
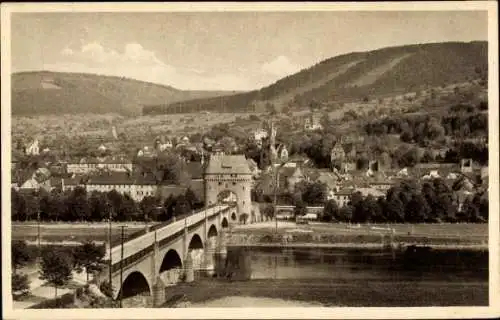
[6, 7, 493, 311]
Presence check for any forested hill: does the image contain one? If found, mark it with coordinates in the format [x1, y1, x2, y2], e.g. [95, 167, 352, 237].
[144, 41, 487, 115]
[11, 71, 235, 116]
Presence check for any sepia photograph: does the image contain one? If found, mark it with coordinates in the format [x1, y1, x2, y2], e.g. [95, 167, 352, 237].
[1, 2, 499, 319]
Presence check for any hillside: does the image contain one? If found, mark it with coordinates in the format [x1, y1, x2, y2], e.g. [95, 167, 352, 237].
[11, 71, 236, 116]
[147, 41, 487, 114]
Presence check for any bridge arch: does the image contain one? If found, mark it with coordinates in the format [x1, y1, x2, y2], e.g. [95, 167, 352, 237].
[207, 224, 218, 238]
[160, 249, 183, 273]
[221, 217, 229, 228]
[118, 271, 151, 300]
[189, 233, 204, 250]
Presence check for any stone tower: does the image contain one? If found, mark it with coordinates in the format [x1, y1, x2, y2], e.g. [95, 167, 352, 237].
[204, 154, 252, 224]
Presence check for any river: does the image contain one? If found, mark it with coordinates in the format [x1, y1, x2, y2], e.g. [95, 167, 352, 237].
[162, 245, 488, 307]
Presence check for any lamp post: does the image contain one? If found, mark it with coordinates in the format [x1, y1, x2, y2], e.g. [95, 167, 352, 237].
[273, 160, 290, 234]
[107, 202, 113, 289]
[119, 225, 126, 308]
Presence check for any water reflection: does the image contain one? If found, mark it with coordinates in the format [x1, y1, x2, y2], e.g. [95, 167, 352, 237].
[208, 246, 488, 283]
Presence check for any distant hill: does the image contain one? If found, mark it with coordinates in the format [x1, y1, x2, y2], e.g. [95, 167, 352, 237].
[11, 71, 236, 116]
[147, 41, 487, 115]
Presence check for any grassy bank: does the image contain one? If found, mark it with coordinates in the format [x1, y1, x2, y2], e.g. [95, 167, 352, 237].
[163, 278, 488, 307]
[12, 223, 147, 244]
[229, 222, 488, 249]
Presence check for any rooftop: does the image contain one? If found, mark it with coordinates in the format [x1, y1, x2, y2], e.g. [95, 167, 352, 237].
[205, 154, 251, 175]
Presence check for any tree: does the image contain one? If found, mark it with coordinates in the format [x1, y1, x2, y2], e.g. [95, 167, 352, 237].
[11, 188, 27, 221]
[385, 194, 405, 222]
[174, 195, 191, 217]
[23, 192, 40, 222]
[405, 194, 430, 222]
[294, 199, 307, 217]
[119, 194, 140, 221]
[262, 204, 275, 220]
[301, 182, 327, 206]
[322, 199, 339, 222]
[184, 188, 200, 210]
[39, 247, 74, 299]
[73, 241, 105, 282]
[339, 205, 353, 223]
[12, 240, 35, 298]
[12, 240, 34, 271]
[106, 190, 123, 220]
[12, 273, 30, 298]
[360, 195, 379, 223]
[89, 191, 109, 221]
[65, 187, 90, 221]
[140, 195, 160, 221]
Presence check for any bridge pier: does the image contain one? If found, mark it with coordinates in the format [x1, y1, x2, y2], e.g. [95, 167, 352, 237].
[203, 237, 217, 276]
[184, 253, 194, 283]
[152, 276, 166, 307]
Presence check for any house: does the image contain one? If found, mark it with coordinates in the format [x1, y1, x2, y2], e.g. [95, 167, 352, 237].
[154, 136, 173, 152]
[25, 139, 40, 156]
[98, 144, 107, 153]
[66, 157, 133, 174]
[246, 158, 261, 179]
[277, 145, 289, 163]
[258, 165, 307, 195]
[254, 129, 268, 142]
[19, 167, 52, 193]
[137, 146, 156, 158]
[460, 158, 474, 173]
[284, 154, 310, 168]
[330, 144, 345, 161]
[286, 166, 307, 193]
[369, 181, 395, 192]
[304, 112, 323, 131]
[84, 172, 158, 202]
[61, 174, 85, 191]
[330, 142, 357, 173]
[355, 187, 385, 199]
[332, 188, 355, 207]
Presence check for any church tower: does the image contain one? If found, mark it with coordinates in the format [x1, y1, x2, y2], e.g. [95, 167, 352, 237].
[259, 119, 278, 170]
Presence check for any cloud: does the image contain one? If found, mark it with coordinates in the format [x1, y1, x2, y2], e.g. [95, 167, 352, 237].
[261, 55, 301, 78]
[48, 42, 254, 91]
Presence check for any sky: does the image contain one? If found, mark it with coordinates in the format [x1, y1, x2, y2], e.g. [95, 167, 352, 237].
[10, 10, 488, 91]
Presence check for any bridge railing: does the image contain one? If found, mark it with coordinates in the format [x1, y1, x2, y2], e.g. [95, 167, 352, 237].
[104, 203, 235, 266]
[108, 205, 220, 250]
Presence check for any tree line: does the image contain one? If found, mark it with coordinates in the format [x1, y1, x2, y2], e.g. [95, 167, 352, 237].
[11, 187, 203, 223]
[257, 178, 488, 224]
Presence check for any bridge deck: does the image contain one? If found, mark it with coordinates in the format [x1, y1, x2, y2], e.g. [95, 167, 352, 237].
[104, 204, 233, 264]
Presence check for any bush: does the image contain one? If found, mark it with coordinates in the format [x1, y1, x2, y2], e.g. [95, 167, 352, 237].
[99, 281, 114, 298]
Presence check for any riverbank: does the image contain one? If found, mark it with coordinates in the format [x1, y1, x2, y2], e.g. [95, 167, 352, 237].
[227, 242, 489, 251]
[228, 221, 488, 250]
[163, 278, 488, 307]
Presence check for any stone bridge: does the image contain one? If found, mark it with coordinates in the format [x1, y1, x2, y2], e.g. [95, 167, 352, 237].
[99, 204, 236, 305]
[97, 154, 255, 306]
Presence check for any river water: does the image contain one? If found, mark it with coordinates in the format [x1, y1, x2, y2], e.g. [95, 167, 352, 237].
[167, 245, 489, 307]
